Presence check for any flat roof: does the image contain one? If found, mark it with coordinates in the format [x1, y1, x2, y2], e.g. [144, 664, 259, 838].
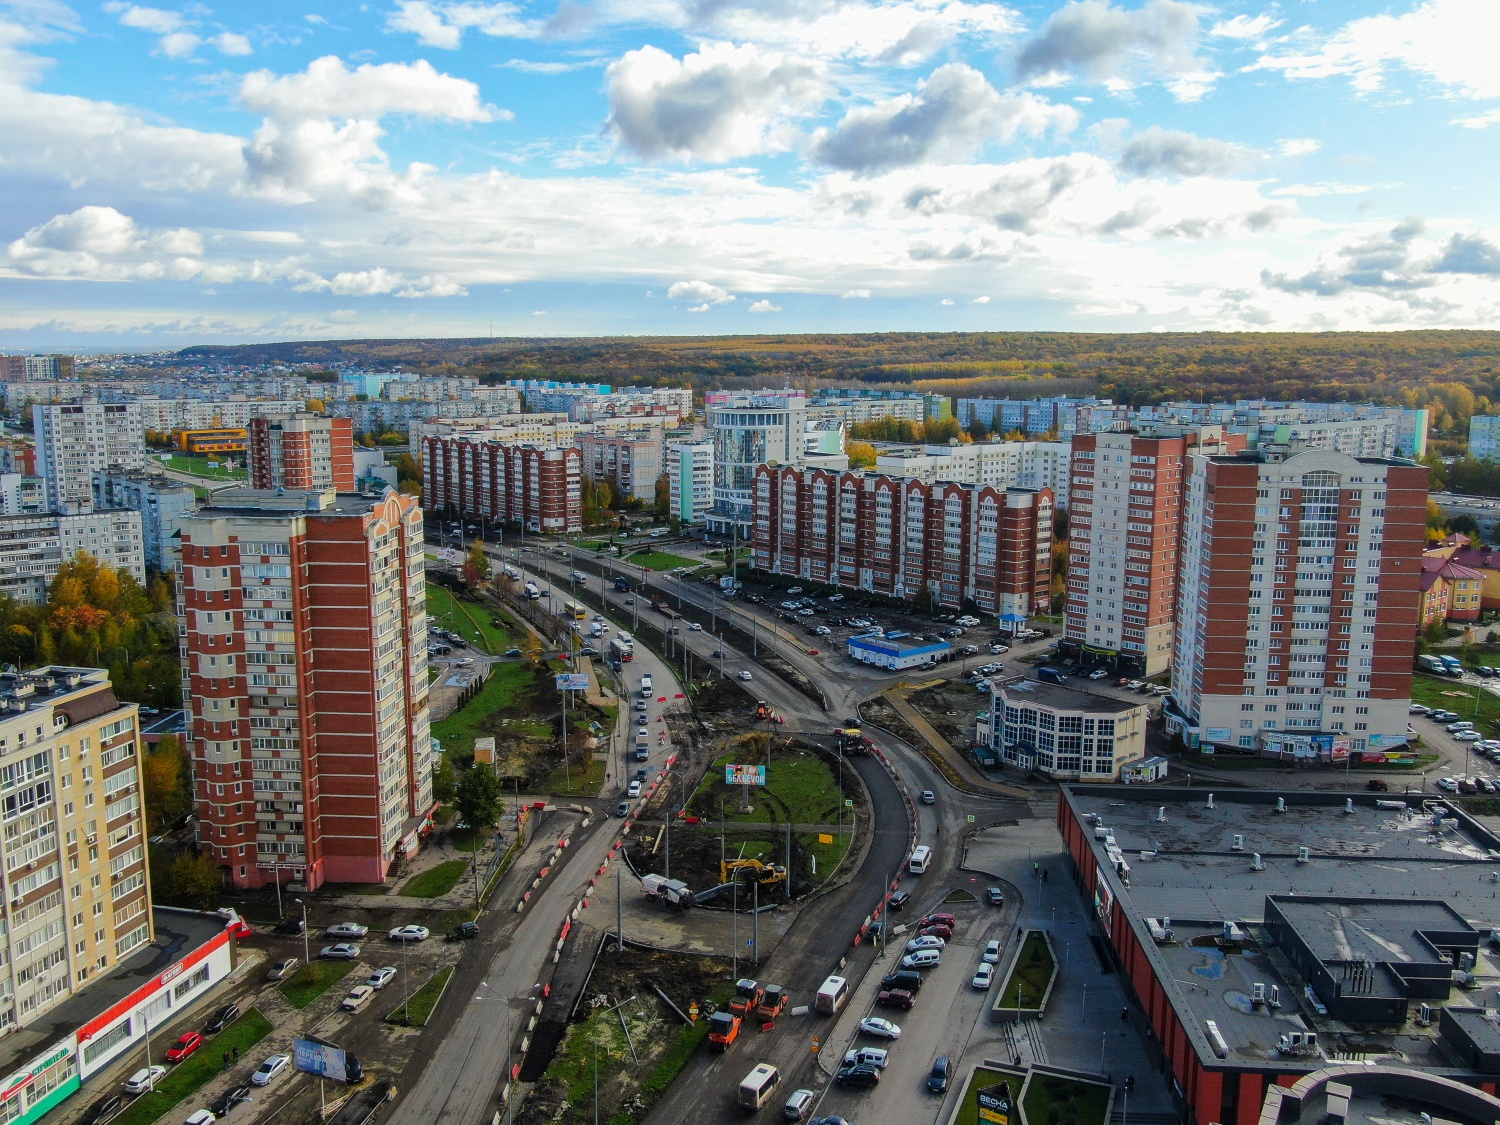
[848, 635, 951, 655]
[996, 680, 1143, 714]
[1270, 897, 1468, 967]
[1444, 1007, 1500, 1057]
[0, 909, 226, 1079]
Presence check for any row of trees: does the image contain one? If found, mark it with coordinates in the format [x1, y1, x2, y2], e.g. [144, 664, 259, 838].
[847, 416, 963, 444]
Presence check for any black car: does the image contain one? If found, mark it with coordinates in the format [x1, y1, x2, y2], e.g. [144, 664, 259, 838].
[987, 886, 1005, 906]
[446, 921, 480, 941]
[204, 1003, 240, 1035]
[881, 969, 924, 993]
[835, 1064, 880, 1089]
[82, 1095, 125, 1125]
[888, 890, 912, 911]
[209, 1085, 253, 1117]
[274, 916, 305, 936]
[928, 1056, 951, 1093]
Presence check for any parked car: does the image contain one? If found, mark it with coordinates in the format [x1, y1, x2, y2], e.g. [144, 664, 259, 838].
[446, 921, 480, 941]
[83, 1095, 126, 1125]
[250, 1055, 290, 1087]
[973, 963, 996, 989]
[888, 891, 911, 911]
[208, 1086, 252, 1117]
[918, 925, 953, 941]
[835, 1064, 881, 1088]
[340, 985, 376, 1012]
[388, 925, 429, 942]
[266, 957, 299, 982]
[273, 917, 305, 936]
[876, 988, 914, 1009]
[919, 912, 957, 930]
[842, 1048, 889, 1069]
[368, 967, 398, 990]
[165, 1032, 203, 1063]
[928, 1056, 952, 1093]
[1088, 669, 1109, 680]
[324, 923, 369, 940]
[880, 970, 924, 993]
[123, 1068, 167, 1095]
[983, 940, 1003, 963]
[905, 935, 945, 952]
[183, 1110, 216, 1125]
[783, 1089, 816, 1121]
[203, 1003, 240, 1035]
[857, 1017, 902, 1039]
[320, 943, 361, 960]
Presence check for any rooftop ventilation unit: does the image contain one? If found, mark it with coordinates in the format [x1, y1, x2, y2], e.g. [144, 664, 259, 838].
[1297, 846, 1311, 864]
[1344, 798, 1355, 815]
[1251, 982, 1267, 1005]
[1206, 793, 1215, 809]
[1231, 834, 1244, 851]
[1157, 806, 1167, 824]
[1251, 853, 1265, 871]
[1204, 1020, 1229, 1059]
[1276, 797, 1287, 813]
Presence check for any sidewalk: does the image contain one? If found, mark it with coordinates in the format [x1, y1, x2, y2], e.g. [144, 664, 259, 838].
[875, 687, 1031, 800]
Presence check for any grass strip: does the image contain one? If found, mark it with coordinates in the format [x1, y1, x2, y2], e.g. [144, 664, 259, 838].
[384, 967, 454, 1027]
[998, 931, 1056, 1010]
[279, 959, 358, 1009]
[113, 1009, 273, 1125]
[400, 859, 470, 898]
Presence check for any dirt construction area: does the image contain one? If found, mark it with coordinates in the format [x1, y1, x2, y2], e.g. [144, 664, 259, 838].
[908, 679, 986, 747]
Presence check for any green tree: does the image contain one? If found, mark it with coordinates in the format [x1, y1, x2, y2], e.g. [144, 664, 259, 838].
[454, 763, 504, 830]
[169, 852, 224, 909]
[432, 756, 457, 804]
[463, 542, 491, 588]
[966, 416, 991, 441]
[142, 734, 191, 834]
[654, 474, 670, 522]
[394, 452, 421, 485]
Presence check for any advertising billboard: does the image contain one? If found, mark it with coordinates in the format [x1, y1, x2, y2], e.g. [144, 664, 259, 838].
[294, 1040, 350, 1084]
[724, 764, 766, 786]
[978, 1081, 1013, 1125]
[555, 674, 591, 691]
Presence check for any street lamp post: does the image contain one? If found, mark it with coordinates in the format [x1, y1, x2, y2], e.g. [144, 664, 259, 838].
[295, 898, 311, 971]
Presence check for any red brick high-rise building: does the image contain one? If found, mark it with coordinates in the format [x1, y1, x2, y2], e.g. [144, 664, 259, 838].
[248, 414, 355, 492]
[421, 437, 582, 533]
[752, 464, 1052, 616]
[177, 487, 434, 889]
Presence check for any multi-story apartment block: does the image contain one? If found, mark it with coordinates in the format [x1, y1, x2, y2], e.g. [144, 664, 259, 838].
[248, 414, 355, 493]
[812, 388, 951, 422]
[957, 396, 1127, 439]
[667, 442, 714, 526]
[0, 510, 145, 604]
[706, 391, 850, 534]
[379, 378, 522, 412]
[0, 441, 38, 478]
[177, 487, 434, 889]
[32, 402, 145, 512]
[0, 666, 150, 1030]
[406, 413, 581, 450]
[131, 398, 308, 434]
[0, 355, 72, 380]
[752, 465, 1053, 615]
[876, 441, 1073, 506]
[1470, 415, 1500, 462]
[1168, 447, 1427, 756]
[1064, 425, 1244, 677]
[421, 438, 582, 533]
[576, 431, 662, 503]
[330, 398, 532, 434]
[0, 475, 43, 517]
[506, 380, 692, 423]
[92, 469, 196, 572]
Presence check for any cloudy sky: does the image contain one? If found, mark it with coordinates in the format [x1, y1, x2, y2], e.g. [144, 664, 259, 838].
[2, 0, 1498, 346]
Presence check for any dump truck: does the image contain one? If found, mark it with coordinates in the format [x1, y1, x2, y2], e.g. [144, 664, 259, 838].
[707, 1010, 741, 1051]
[757, 984, 788, 1022]
[728, 979, 765, 1019]
[641, 873, 694, 909]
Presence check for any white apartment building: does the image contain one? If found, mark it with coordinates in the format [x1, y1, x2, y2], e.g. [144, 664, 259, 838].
[808, 396, 926, 427]
[0, 510, 145, 603]
[92, 469, 197, 572]
[667, 442, 713, 525]
[1470, 415, 1500, 462]
[1170, 447, 1427, 756]
[406, 414, 582, 449]
[577, 431, 662, 502]
[33, 402, 145, 511]
[0, 666, 150, 1031]
[876, 441, 1072, 506]
[131, 398, 308, 434]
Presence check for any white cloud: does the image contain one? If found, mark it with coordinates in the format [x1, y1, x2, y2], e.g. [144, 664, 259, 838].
[687, 302, 711, 311]
[292, 267, 466, 298]
[212, 32, 253, 56]
[1117, 127, 1247, 177]
[808, 63, 1076, 174]
[1271, 182, 1376, 197]
[107, 4, 184, 35]
[940, 297, 954, 304]
[606, 43, 829, 161]
[747, 298, 780, 312]
[1455, 108, 1500, 129]
[668, 279, 735, 304]
[1255, 0, 1500, 100]
[1209, 13, 1280, 40]
[1015, 0, 1216, 100]
[842, 289, 872, 298]
[386, 1, 543, 49]
[1278, 138, 1321, 157]
[104, 3, 252, 58]
[6, 205, 203, 279]
[240, 56, 495, 122]
[971, 295, 990, 303]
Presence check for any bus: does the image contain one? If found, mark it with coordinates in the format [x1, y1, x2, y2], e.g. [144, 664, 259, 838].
[565, 601, 587, 621]
[609, 637, 633, 664]
[737, 1064, 780, 1110]
[815, 975, 848, 1015]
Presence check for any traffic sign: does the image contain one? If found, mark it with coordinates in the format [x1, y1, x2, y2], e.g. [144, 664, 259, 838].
[967, 814, 976, 823]
[844, 799, 853, 808]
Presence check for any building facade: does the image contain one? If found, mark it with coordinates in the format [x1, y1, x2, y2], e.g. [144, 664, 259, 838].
[132, 398, 309, 434]
[92, 469, 196, 572]
[576, 431, 662, 503]
[752, 465, 1053, 615]
[876, 441, 1072, 506]
[706, 391, 810, 534]
[666, 442, 713, 526]
[1168, 447, 1426, 755]
[248, 414, 355, 493]
[177, 488, 435, 889]
[1470, 415, 1500, 462]
[0, 511, 145, 604]
[0, 666, 150, 1032]
[421, 438, 583, 533]
[985, 679, 1147, 780]
[32, 402, 145, 512]
[1064, 426, 1243, 677]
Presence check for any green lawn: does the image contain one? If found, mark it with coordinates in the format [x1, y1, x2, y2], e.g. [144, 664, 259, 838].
[797, 831, 850, 886]
[279, 959, 358, 1009]
[400, 859, 470, 898]
[999, 931, 1056, 1010]
[953, 1068, 1025, 1125]
[430, 662, 538, 754]
[385, 967, 453, 1027]
[1410, 673, 1499, 729]
[1022, 1074, 1112, 1125]
[689, 747, 847, 826]
[545, 756, 607, 796]
[627, 550, 699, 571]
[113, 1010, 273, 1125]
[427, 587, 513, 655]
[160, 453, 246, 480]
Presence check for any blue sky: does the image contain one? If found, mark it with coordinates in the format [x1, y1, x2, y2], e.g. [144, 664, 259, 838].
[1, 0, 1498, 346]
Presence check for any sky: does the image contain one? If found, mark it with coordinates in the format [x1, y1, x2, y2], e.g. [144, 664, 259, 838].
[1, 0, 1499, 348]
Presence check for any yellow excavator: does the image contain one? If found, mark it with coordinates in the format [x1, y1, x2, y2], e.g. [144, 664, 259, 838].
[721, 858, 788, 886]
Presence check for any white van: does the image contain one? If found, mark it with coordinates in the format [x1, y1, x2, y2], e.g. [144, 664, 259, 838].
[738, 1064, 780, 1110]
[815, 975, 848, 1015]
[908, 845, 932, 874]
[901, 949, 942, 969]
[640, 674, 654, 693]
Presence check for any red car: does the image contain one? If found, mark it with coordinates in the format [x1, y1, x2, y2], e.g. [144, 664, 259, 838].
[919, 913, 957, 931]
[165, 1032, 203, 1063]
[919, 924, 954, 941]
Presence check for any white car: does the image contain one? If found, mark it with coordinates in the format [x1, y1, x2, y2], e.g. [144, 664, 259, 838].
[320, 943, 361, 959]
[787, 586, 804, 594]
[972, 963, 995, 989]
[124, 1067, 167, 1094]
[368, 967, 398, 990]
[814, 626, 831, 636]
[627, 780, 643, 797]
[388, 925, 429, 942]
[688, 622, 702, 631]
[905, 935, 946, 952]
[324, 923, 368, 939]
[184, 1111, 216, 1125]
[1088, 669, 1109, 680]
[842, 1047, 889, 1069]
[340, 985, 375, 1012]
[250, 1055, 290, 1087]
[858, 1017, 902, 1039]
[1456, 730, 1483, 741]
[738, 671, 753, 681]
[982, 940, 1002, 964]
[1436, 776, 1459, 791]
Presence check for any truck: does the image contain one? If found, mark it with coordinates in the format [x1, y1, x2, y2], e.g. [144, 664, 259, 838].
[728, 979, 765, 1019]
[707, 1011, 741, 1051]
[1416, 654, 1448, 674]
[640, 873, 694, 908]
[523, 581, 540, 600]
[648, 594, 681, 620]
[1441, 655, 1466, 676]
[650, 528, 668, 538]
[609, 637, 633, 664]
[719, 576, 741, 597]
[757, 984, 787, 1022]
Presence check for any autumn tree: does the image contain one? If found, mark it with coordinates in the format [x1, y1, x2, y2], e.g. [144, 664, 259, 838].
[654, 474, 670, 522]
[143, 734, 191, 834]
[168, 852, 224, 908]
[846, 440, 877, 469]
[463, 542, 491, 589]
[522, 632, 543, 669]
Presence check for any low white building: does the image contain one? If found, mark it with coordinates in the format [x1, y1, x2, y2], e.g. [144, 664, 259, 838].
[989, 680, 1147, 781]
